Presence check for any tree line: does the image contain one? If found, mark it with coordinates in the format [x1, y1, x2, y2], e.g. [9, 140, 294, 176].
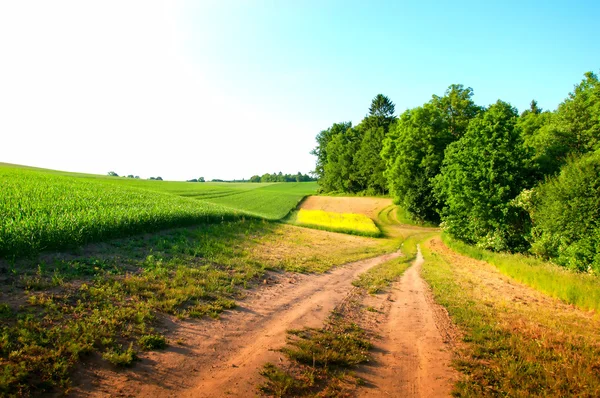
[249, 172, 315, 183]
[312, 71, 600, 273]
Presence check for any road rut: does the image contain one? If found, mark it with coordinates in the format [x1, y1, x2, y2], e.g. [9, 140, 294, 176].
[357, 247, 457, 397]
[79, 250, 402, 397]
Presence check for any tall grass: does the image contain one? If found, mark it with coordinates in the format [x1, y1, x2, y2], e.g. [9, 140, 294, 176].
[442, 233, 600, 312]
[294, 209, 381, 237]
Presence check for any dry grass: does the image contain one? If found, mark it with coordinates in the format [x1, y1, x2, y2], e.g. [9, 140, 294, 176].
[250, 223, 397, 273]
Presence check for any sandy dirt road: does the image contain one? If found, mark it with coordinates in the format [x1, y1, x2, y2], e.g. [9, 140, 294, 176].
[76, 250, 402, 397]
[356, 247, 457, 397]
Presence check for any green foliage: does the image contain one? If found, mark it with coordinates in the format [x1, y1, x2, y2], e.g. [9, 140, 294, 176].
[529, 151, 600, 272]
[138, 333, 168, 350]
[284, 324, 371, 368]
[520, 72, 600, 179]
[554, 71, 600, 155]
[434, 100, 532, 251]
[368, 93, 395, 119]
[310, 122, 352, 180]
[319, 126, 363, 193]
[102, 344, 138, 367]
[257, 172, 315, 183]
[354, 126, 388, 195]
[382, 85, 480, 223]
[313, 95, 397, 195]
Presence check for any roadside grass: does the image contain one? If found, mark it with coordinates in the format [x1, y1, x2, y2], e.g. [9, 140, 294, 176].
[442, 233, 600, 312]
[0, 220, 396, 396]
[259, 311, 372, 397]
[249, 223, 398, 273]
[421, 237, 600, 397]
[352, 233, 432, 293]
[259, 228, 428, 397]
[377, 204, 438, 228]
[291, 209, 381, 237]
[0, 164, 316, 257]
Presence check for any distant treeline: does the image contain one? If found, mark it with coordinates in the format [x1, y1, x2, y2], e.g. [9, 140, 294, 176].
[312, 71, 600, 273]
[249, 172, 315, 183]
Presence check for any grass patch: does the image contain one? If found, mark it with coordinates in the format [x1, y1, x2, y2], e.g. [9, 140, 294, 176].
[102, 344, 138, 367]
[259, 316, 370, 397]
[138, 334, 167, 350]
[421, 237, 600, 397]
[352, 233, 423, 293]
[442, 233, 600, 312]
[293, 209, 381, 237]
[377, 204, 438, 228]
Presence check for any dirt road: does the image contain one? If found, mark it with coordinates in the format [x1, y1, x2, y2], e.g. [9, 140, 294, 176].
[77, 250, 402, 397]
[357, 247, 457, 397]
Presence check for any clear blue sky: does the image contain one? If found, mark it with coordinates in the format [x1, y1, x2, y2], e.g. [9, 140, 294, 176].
[1, 0, 598, 180]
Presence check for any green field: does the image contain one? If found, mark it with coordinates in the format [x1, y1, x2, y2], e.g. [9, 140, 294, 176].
[0, 163, 317, 256]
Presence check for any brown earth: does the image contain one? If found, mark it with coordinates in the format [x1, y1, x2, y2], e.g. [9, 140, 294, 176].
[72, 250, 402, 397]
[299, 196, 393, 219]
[355, 247, 458, 397]
[71, 197, 457, 397]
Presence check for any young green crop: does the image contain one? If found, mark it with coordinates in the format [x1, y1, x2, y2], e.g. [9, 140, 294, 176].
[0, 164, 317, 257]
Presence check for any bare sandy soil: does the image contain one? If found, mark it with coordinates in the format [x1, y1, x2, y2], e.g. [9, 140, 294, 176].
[71, 197, 456, 397]
[73, 251, 402, 397]
[355, 248, 457, 397]
[299, 196, 393, 219]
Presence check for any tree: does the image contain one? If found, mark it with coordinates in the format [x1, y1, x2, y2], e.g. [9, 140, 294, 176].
[198, 177, 205, 182]
[434, 100, 532, 251]
[528, 151, 600, 272]
[320, 127, 362, 193]
[354, 125, 388, 194]
[107, 171, 118, 177]
[382, 85, 481, 222]
[520, 72, 600, 180]
[369, 94, 395, 118]
[310, 122, 352, 180]
[554, 71, 600, 155]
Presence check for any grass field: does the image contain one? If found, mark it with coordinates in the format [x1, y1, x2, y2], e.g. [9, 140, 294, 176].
[0, 164, 316, 257]
[293, 209, 381, 237]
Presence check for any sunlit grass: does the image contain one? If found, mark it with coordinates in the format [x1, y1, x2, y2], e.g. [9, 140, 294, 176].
[421, 236, 600, 397]
[442, 233, 600, 312]
[294, 209, 381, 237]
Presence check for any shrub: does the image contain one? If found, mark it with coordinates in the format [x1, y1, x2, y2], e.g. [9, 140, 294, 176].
[530, 151, 600, 272]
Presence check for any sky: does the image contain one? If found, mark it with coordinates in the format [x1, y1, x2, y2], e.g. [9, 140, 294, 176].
[1, 0, 599, 181]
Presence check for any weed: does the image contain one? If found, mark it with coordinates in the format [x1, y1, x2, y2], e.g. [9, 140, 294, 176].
[102, 344, 138, 367]
[138, 334, 167, 350]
